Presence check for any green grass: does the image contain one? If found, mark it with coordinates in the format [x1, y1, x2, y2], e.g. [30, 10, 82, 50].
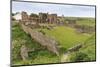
[64, 17, 95, 27]
[12, 20, 95, 65]
[69, 34, 96, 62]
[76, 19, 95, 27]
[80, 34, 96, 61]
[12, 22, 60, 65]
[40, 26, 91, 50]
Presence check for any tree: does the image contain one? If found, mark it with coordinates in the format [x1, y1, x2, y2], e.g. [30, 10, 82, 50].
[12, 13, 15, 16]
[30, 13, 38, 18]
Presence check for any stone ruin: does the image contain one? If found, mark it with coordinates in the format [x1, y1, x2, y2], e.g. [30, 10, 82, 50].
[21, 11, 78, 27]
[21, 12, 29, 23]
[75, 25, 95, 33]
[21, 11, 57, 25]
[65, 19, 95, 34]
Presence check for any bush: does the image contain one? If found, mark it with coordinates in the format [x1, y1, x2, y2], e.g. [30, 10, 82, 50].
[70, 52, 90, 62]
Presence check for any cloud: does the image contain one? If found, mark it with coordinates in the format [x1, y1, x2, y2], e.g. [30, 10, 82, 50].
[12, 1, 95, 17]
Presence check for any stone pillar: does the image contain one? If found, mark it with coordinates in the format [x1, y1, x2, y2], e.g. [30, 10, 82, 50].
[21, 11, 29, 23]
[50, 14, 57, 24]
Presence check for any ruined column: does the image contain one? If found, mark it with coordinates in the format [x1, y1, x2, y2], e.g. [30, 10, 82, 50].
[21, 11, 29, 24]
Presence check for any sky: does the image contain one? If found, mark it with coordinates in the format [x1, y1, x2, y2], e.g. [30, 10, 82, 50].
[12, 1, 95, 17]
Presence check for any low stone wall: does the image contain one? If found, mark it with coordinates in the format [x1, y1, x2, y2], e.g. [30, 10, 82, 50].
[74, 25, 95, 33]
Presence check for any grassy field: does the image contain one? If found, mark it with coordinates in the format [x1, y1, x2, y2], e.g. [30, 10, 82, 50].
[39, 26, 91, 49]
[65, 17, 95, 26]
[12, 17, 96, 65]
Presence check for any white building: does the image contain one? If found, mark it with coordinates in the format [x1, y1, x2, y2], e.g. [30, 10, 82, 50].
[12, 13, 22, 21]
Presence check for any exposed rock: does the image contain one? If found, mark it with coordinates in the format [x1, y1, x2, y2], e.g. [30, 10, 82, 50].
[68, 44, 82, 53]
[29, 30, 59, 56]
[20, 45, 28, 61]
[20, 23, 59, 56]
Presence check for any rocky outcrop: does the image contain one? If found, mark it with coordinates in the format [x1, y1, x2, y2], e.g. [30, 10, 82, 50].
[20, 23, 59, 56]
[20, 45, 28, 61]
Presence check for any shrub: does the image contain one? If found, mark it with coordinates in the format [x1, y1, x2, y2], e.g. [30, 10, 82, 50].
[70, 52, 90, 62]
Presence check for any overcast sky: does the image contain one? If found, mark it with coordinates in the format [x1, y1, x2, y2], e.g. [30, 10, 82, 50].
[12, 1, 95, 17]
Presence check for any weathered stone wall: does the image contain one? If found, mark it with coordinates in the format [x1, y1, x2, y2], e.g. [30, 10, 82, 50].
[21, 11, 29, 22]
[75, 25, 95, 33]
[48, 14, 57, 24]
[21, 12, 57, 24]
[39, 13, 48, 23]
